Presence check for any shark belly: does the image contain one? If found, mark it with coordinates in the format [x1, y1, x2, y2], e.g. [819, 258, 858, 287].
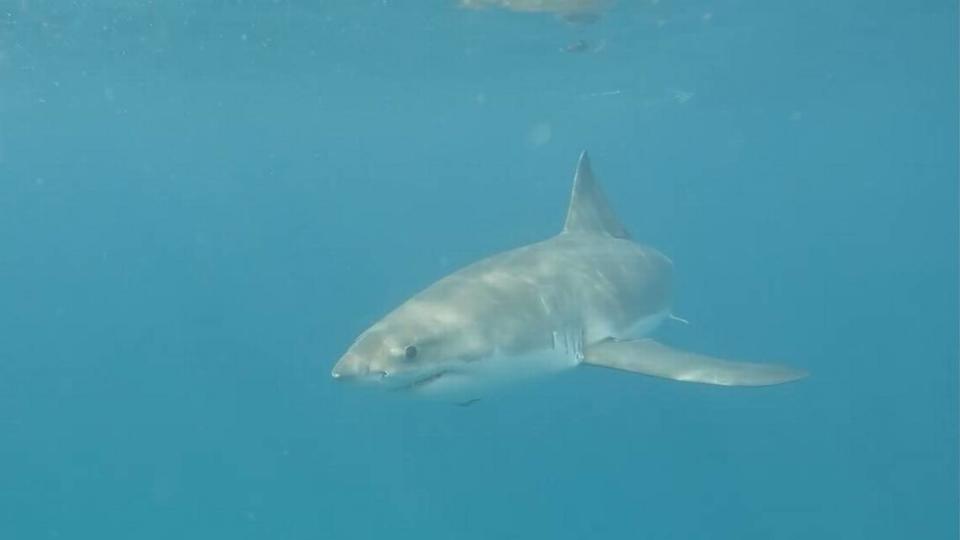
[411, 341, 582, 401]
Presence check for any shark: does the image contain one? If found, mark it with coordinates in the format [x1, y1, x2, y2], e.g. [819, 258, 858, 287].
[331, 151, 807, 402]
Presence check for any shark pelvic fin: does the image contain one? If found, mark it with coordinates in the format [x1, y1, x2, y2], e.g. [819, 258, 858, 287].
[582, 339, 808, 387]
[562, 151, 631, 239]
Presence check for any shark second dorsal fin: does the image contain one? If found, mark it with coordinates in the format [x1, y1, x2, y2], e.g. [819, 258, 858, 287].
[562, 151, 630, 239]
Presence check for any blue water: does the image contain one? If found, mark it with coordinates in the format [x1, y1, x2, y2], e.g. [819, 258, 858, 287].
[1, 1, 957, 538]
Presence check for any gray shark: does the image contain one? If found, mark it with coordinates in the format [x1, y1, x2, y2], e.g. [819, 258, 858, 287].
[332, 151, 806, 401]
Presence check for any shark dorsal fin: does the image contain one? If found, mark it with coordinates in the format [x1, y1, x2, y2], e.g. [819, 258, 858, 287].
[562, 151, 630, 239]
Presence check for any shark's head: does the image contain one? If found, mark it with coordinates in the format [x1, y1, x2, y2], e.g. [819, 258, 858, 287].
[331, 298, 481, 392]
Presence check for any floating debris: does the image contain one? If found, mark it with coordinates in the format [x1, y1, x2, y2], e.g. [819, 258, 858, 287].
[526, 121, 553, 147]
[459, 0, 615, 24]
[561, 38, 606, 54]
[562, 39, 590, 53]
[672, 90, 695, 104]
[582, 89, 622, 99]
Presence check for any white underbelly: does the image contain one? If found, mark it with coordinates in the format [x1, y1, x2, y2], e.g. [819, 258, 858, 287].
[412, 347, 579, 401]
[408, 310, 669, 402]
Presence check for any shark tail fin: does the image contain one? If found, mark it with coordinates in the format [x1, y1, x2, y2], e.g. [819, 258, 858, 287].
[582, 338, 808, 386]
[562, 151, 631, 239]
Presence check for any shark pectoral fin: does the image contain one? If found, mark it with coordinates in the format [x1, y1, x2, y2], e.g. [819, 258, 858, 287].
[582, 339, 808, 387]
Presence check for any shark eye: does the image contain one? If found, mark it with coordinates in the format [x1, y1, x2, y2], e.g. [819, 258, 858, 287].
[404, 345, 418, 360]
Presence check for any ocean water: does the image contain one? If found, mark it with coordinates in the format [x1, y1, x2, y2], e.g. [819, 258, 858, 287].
[1, 1, 957, 538]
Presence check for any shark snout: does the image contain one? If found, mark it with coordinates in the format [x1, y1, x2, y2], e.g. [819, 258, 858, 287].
[331, 353, 367, 380]
[331, 352, 393, 382]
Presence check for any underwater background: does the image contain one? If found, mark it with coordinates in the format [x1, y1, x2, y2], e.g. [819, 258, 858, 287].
[1, 1, 957, 538]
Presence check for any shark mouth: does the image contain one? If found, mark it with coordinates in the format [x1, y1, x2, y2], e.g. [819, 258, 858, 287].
[392, 370, 448, 392]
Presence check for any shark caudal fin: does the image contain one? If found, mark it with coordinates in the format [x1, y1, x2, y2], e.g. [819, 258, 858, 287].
[583, 339, 808, 387]
[562, 151, 631, 239]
